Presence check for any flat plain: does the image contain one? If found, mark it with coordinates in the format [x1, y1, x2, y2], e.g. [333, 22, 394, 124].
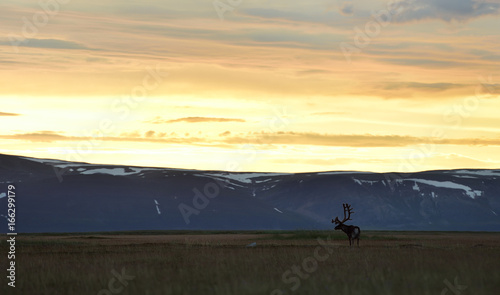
[1, 231, 499, 295]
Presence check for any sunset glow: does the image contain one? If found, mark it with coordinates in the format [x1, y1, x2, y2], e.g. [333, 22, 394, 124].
[1, 0, 500, 172]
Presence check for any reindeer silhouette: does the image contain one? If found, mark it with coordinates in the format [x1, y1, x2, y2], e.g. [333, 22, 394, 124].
[332, 203, 361, 246]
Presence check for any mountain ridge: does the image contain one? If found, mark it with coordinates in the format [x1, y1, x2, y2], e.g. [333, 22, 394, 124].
[1, 153, 499, 232]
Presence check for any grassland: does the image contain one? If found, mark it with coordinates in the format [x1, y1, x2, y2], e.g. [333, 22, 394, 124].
[1, 230, 499, 295]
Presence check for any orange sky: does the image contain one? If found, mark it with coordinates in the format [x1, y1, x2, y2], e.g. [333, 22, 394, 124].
[1, 0, 499, 172]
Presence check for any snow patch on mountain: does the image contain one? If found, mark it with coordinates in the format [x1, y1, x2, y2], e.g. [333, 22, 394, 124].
[452, 175, 478, 179]
[81, 168, 142, 176]
[254, 178, 275, 184]
[466, 190, 483, 199]
[154, 199, 161, 215]
[318, 171, 373, 175]
[450, 170, 500, 177]
[406, 179, 470, 191]
[51, 163, 94, 168]
[21, 157, 70, 165]
[404, 179, 481, 199]
[203, 172, 289, 184]
[352, 178, 378, 186]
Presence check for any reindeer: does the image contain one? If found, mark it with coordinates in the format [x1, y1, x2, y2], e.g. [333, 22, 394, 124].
[332, 203, 361, 246]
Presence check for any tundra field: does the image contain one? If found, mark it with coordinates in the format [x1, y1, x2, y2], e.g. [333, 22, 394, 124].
[1, 231, 499, 295]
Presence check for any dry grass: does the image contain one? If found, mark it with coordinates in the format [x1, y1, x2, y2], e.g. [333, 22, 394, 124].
[1, 231, 499, 295]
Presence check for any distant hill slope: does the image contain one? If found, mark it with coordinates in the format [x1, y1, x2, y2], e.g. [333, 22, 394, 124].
[1, 153, 499, 232]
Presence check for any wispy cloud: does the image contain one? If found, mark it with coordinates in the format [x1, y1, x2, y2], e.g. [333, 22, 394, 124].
[226, 132, 418, 147]
[394, 0, 500, 23]
[311, 111, 349, 116]
[0, 38, 93, 50]
[352, 81, 475, 99]
[1, 131, 67, 142]
[338, 1, 355, 16]
[3, 131, 500, 148]
[0, 112, 20, 116]
[149, 117, 246, 124]
[379, 82, 469, 92]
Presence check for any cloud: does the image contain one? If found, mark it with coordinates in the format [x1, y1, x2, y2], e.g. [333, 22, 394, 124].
[338, 1, 355, 16]
[350, 81, 475, 99]
[223, 132, 500, 147]
[296, 69, 332, 76]
[0, 131, 203, 144]
[0, 38, 92, 50]
[394, 0, 500, 23]
[226, 132, 419, 147]
[1, 131, 67, 142]
[272, 157, 387, 166]
[429, 152, 499, 167]
[477, 82, 500, 96]
[2, 131, 500, 148]
[379, 57, 465, 68]
[0, 112, 20, 116]
[311, 111, 349, 116]
[149, 117, 246, 123]
[379, 82, 468, 92]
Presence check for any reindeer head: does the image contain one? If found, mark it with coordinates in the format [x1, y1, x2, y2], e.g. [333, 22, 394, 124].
[332, 203, 354, 230]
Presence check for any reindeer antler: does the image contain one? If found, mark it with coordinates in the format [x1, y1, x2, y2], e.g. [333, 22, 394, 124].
[333, 203, 355, 224]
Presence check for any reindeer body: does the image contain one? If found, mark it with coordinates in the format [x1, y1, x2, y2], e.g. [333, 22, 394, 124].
[332, 203, 361, 247]
[334, 223, 360, 246]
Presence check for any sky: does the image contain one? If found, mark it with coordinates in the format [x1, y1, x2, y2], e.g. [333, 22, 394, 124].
[1, 0, 500, 173]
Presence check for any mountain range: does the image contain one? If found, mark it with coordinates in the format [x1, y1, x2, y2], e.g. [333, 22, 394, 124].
[1, 153, 499, 232]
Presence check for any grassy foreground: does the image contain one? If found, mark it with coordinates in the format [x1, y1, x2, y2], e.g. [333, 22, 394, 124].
[1, 230, 499, 294]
